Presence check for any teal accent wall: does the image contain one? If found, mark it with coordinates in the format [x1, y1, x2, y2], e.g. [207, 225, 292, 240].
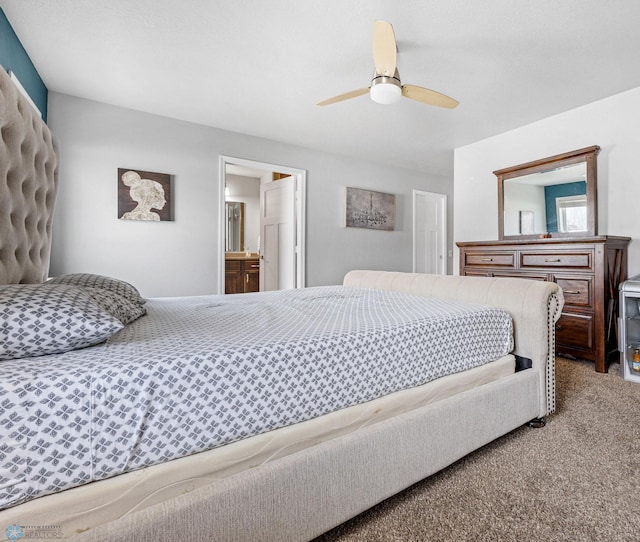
[544, 181, 586, 232]
[0, 7, 47, 120]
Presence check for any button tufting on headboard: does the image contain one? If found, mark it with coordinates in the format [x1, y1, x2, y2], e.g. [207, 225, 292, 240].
[0, 66, 59, 284]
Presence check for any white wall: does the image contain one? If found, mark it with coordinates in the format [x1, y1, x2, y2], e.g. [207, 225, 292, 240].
[454, 86, 640, 275]
[48, 92, 452, 297]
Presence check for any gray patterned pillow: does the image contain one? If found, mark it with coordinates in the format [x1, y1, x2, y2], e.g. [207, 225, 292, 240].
[47, 273, 146, 306]
[83, 287, 147, 325]
[0, 284, 124, 361]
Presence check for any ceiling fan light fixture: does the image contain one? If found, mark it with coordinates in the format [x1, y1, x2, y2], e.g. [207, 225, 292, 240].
[370, 82, 401, 104]
[370, 73, 402, 105]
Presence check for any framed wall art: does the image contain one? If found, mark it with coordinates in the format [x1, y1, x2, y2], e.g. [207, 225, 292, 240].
[118, 168, 172, 221]
[345, 187, 395, 231]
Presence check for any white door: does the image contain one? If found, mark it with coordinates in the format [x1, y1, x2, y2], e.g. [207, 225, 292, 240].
[413, 190, 447, 275]
[260, 176, 295, 291]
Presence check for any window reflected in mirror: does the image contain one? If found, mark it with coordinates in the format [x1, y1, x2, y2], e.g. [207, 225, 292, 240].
[556, 194, 587, 233]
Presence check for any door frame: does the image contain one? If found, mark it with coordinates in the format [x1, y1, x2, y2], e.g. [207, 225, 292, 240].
[219, 155, 306, 294]
[412, 189, 447, 275]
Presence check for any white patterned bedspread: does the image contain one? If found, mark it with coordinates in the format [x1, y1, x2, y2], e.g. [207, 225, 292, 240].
[0, 286, 513, 509]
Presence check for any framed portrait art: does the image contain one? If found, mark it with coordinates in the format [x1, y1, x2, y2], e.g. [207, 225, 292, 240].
[118, 168, 173, 221]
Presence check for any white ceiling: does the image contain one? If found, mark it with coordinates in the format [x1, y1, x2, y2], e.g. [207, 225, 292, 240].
[3, 0, 640, 176]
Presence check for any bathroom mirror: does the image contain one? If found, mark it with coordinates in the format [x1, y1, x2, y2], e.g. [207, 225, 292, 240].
[496, 145, 599, 239]
[225, 201, 245, 251]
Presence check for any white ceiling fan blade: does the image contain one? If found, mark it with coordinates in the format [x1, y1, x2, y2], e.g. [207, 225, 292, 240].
[317, 87, 370, 106]
[401, 84, 459, 109]
[372, 20, 397, 76]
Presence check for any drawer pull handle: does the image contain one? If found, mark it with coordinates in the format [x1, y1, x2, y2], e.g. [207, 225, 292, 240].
[481, 258, 493, 262]
[545, 258, 561, 262]
[556, 324, 564, 330]
[246, 274, 249, 284]
[564, 290, 581, 294]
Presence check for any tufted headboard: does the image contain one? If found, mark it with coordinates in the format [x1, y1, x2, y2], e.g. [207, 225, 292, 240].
[0, 66, 59, 284]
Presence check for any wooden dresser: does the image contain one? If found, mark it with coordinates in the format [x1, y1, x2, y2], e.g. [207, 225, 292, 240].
[457, 236, 630, 372]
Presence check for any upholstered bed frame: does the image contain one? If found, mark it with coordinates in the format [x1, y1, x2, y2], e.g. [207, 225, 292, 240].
[0, 66, 563, 541]
[0, 66, 58, 284]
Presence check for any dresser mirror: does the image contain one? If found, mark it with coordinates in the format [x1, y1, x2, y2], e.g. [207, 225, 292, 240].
[496, 145, 599, 240]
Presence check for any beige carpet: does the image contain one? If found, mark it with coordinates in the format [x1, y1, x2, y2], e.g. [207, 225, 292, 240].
[316, 358, 640, 542]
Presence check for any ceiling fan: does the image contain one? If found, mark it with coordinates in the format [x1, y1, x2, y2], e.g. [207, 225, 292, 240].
[317, 20, 459, 109]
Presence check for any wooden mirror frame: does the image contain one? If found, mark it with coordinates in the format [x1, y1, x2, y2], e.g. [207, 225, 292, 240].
[495, 145, 599, 240]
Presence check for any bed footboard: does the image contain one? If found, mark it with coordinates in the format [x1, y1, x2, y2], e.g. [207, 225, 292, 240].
[343, 270, 564, 417]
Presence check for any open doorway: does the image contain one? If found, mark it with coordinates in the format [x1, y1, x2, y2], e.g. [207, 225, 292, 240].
[219, 156, 306, 294]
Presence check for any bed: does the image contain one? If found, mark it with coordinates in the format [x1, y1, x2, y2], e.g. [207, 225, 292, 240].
[0, 65, 564, 541]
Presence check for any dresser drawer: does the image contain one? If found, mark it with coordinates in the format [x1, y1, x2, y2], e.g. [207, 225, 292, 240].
[492, 272, 547, 281]
[556, 312, 594, 352]
[462, 270, 491, 277]
[553, 275, 593, 308]
[464, 251, 515, 267]
[520, 250, 593, 270]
